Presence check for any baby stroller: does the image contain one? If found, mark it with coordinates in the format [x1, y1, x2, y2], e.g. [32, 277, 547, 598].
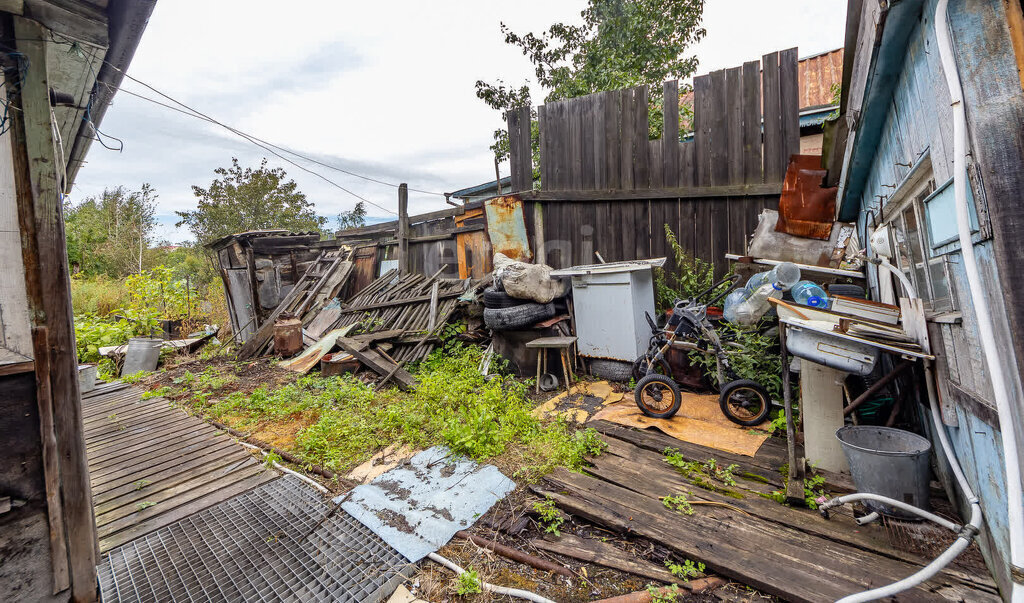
[633, 274, 773, 426]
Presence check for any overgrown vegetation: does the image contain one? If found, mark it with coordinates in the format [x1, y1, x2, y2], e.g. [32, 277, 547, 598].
[169, 345, 603, 480]
[456, 569, 483, 596]
[661, 492, 694, 515]
[646, 583, 681, 603]
[663, 449, 743, 498]
[533, 496, 565, 536]
[761, 465, 828, 509]
[665, 558, 705, 581]
[653, 223, 716, 310]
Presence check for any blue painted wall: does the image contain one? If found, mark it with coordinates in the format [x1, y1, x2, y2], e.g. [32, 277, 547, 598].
[848, 0, 1024, 593]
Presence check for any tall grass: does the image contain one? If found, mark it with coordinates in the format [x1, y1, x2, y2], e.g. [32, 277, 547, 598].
[71, 276, 131, 315]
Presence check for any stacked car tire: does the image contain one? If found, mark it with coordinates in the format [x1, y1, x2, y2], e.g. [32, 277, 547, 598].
[482, 287, 557, 330]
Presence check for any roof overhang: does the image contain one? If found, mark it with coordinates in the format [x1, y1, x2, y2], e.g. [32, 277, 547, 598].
[836, 0, 925, 221]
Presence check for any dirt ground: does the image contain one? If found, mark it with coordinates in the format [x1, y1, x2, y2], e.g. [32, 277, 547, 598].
[139, 353, 773, 602]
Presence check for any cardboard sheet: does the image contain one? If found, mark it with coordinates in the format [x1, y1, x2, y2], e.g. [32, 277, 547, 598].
[592, 392, 769, 457]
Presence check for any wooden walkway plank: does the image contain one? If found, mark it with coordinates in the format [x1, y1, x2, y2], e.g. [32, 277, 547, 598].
[90, 438, 241, 493]
[88, 429, 225, 472]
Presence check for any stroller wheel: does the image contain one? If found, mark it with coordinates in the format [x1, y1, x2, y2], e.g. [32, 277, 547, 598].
[719, 379, 771, 426]
[634, 374, 682, 419]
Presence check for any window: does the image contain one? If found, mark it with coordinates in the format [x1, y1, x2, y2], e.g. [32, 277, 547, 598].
[883, 174, 957, 313]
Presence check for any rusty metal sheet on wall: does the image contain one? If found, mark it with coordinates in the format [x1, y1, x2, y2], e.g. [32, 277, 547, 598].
[455, 207, 490, 279]
[776, 154, 837, 240]
[484, 195, 533, 262]
[349, 244, 379, 296]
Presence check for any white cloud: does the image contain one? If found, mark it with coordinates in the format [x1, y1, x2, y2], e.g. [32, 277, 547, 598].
[73, 0, 847, 243]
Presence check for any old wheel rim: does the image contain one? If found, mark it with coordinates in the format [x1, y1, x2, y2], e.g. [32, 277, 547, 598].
[725, 386, 767, 421]
[638, 380, 677, 413]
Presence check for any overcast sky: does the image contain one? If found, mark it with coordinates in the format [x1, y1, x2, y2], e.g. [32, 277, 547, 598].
[72, 0, 848, 243]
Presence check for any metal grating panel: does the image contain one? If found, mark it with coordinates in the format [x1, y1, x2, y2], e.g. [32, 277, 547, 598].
[97, 475, 413, 603]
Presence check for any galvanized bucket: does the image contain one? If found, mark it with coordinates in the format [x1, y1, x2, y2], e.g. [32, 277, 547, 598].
[121, 337, 163, 377]
[836, 425, 932, 519]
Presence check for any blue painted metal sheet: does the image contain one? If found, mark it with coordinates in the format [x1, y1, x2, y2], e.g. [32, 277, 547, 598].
[339, 447, 515, 562]
[484, 195, 533, 262]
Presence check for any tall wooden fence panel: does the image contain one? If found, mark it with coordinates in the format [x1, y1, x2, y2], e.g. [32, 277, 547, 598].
[509, 48, 800, 193]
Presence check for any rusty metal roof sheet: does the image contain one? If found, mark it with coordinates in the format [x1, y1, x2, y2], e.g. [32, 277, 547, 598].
[798, 48, 844, 109]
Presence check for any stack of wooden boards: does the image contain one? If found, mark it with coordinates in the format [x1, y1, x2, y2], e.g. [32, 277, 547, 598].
[237, 249, 355, 359]
[239, 252, 483, 388]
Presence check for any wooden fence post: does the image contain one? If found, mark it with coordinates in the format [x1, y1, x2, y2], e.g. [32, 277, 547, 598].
[398, 183, 409, 274]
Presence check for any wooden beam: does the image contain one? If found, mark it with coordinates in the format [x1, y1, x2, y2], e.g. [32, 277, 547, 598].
[9, 17, 97, 599]
[518, 183, 782, 201]
[1007, 0, 1024, 91]
[397, 183, 409, 274]
[336, 201, 481, 239]
[336, 338, 417, 391]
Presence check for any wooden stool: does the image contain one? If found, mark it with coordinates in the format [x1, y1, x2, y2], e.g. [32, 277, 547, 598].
[525, 336, 577, 394]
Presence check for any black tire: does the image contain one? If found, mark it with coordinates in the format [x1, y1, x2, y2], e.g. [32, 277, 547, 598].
[483, 303, 556, 331]
[483, 287, 529, 309]
[827, 284, 866, 299]
[634, 374, 682, 419]
[589, 358, 634, 382]
[719, 379, 772, 426]
[632, 355, 671, 381]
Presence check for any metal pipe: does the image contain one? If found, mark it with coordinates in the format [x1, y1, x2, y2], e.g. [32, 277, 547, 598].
[855, 511, 880, 526]
[843, 360, 913, 415]
[454, 530, 573, 577]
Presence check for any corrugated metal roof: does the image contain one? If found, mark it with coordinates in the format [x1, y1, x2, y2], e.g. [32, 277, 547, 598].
[798, 48, 844, 109]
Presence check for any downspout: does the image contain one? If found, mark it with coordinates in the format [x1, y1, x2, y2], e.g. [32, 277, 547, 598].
[936, 0, 1024, 597]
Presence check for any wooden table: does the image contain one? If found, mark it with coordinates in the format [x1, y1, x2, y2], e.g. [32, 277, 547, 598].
[525, 336, 577, 394]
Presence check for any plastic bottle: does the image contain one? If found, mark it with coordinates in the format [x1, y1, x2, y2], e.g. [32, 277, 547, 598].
[744, 262, 801, 294]
[791, 281, 829, 308]
[722, 289, 750, 324]
[731, 282, 784, 326]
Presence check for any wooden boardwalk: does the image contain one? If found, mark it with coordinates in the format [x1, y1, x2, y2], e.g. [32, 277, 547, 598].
[82, 383, 276, 552]
[533, 421, 1001, 603]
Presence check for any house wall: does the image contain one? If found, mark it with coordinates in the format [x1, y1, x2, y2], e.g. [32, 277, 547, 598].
[849, 0, 1024, 593]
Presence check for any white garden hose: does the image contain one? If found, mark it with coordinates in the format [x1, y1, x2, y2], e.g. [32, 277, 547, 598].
[237, 441, 330, 494]
[428, 552, 556, 603]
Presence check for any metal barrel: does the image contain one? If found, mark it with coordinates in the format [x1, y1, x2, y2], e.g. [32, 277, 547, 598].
[836, 425, 932, 519]
[121, 337, 163, 377]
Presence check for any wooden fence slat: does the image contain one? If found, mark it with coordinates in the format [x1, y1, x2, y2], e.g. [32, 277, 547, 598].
[663, 80, 680, 188]
[762, 51, 783, 182]
[569, 98, 583, 190]
[553, 101, 567, 190]
[605, 90, 621, 190]
[593, 92, 607, 189]
[725, 66, 744, 185]
[694, 75, 712, 187]
[538, 104, 549, 189]
[518, 106, 533, 190]
[779, 47, 801, 168]
[581, 96, 596, 190]
[633, 86, 650, 188]
[709, 70, 729, 187]
[680, 141, 695, 187]
[649, 141, 664, 189]
[620, 89, 635, 189]
[741, 60, 763, 184]
[506, 109, 522, 191]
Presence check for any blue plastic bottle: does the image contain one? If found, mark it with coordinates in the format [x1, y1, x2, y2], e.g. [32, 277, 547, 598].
[791, 281, 829, 308]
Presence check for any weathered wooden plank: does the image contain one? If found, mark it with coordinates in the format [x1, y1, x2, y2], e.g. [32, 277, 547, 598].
[592, 93, 607, 190]
[741, 60, 763, 184]
[517, 105, 533, 190]
[93, 446, 250, 506]
[551, 101, 567, 190]
[507, 108, 523, 191]
[620, 88, 635, 189]
[531, 533, 687, 586]
[337, 338, 417, 391]
[710, 199, 730, 279]
[693, 74, 712, 187]
[581, 96, 596, 190]
[605, 90, 622, 190]
[535, 469, 956, 603]
[10, 19, 96, 594]
[709, 70, 729, 187]
[569, 98, 584, 190]
[680, 140, 695, 187]
[762, 51, 783, 182]
[648, 141, 664, 189]
[537, 104, 550, 189]
[90, 438, 240, 492]
[662, 80, 680, 188]
[725, 66, 744, 185]
[633, 86, 650, 188]
[779, 47, 800, 169]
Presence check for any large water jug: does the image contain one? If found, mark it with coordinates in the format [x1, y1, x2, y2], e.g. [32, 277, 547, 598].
[722, 289, 749, 324]
[744, 263, 801, 293]
[731, 283, 783, 326]
[791, 281, 829, 308]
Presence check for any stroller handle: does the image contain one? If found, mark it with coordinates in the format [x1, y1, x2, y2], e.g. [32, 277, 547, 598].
[645, 311, 658, 333]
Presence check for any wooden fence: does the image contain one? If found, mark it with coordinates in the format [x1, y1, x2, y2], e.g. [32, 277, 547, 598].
[507, 48, 800, 193]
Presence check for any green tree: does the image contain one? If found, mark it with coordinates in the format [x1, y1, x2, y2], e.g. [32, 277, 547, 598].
[336, 200, 367, 231]
[64, 184, 157, 277]
[177, 157, 326, 248]
[476, 0, 706, 160]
